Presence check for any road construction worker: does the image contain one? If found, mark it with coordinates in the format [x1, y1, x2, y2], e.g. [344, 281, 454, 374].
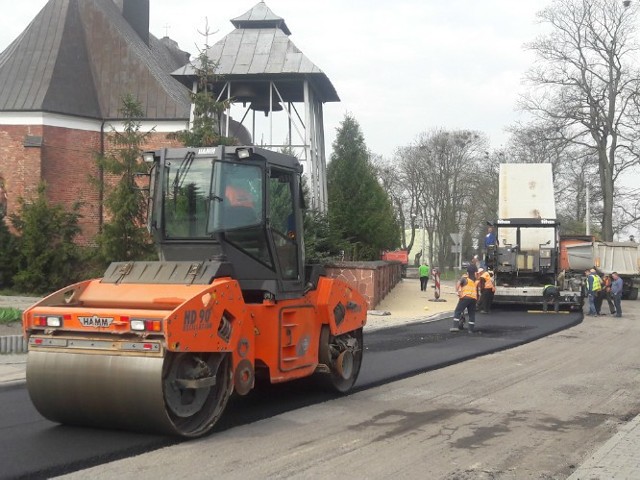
[467, 255, 479, 279]
[602, 274, 616, 315]
[484, 226, 499, 269]
[585, 268, 602, 316]
[476, 268, 495, 313]
[611, 272, 623, 317]
[593, 270, 605, 315]
[542, 284, 560, 313]
[450, 274, 478, 332]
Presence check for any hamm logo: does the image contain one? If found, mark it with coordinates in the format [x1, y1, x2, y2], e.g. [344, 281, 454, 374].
[78, 315, 114, 328]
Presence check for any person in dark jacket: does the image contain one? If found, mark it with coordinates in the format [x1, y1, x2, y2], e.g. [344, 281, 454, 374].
[610, 272, 624, 317]
[466, 256, 478, 280]
[602, 274, 616, 315]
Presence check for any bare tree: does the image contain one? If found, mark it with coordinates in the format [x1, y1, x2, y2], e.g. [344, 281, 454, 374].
[520, 0, 640, 240]
[506, 123, 600, 234]
[407, 130, 486, 269]
[375, 150, 420, 255]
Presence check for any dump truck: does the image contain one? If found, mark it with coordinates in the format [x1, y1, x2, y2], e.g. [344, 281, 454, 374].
[22, 146, 367, 437]
[487, 164, 582, 308]
[560, 236, 640, 300]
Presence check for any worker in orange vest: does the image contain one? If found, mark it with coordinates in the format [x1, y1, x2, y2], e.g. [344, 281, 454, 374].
[476, 267, 495, 314]
[450, 274, 478, 333]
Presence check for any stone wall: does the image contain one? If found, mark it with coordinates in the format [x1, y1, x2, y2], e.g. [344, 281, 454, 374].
[324, 261, 403, 310]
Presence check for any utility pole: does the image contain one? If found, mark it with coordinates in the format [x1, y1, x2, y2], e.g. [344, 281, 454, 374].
[586, 183, 590, 235]
[421, 215, 426, 263]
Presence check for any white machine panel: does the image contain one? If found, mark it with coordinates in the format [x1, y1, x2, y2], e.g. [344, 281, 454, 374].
[498, 164, 556, 251]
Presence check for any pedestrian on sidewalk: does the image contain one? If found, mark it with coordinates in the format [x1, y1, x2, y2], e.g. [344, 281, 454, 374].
[450, 274, 477, 332]
[419, 262, 430, 292]
[611, 272, 623, 317]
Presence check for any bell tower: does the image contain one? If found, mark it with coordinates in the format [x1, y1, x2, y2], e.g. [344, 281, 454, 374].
[173, 2, 338, 212]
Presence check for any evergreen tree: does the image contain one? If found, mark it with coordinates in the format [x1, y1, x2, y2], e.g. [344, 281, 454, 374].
[327, 114, 400, 260]
[95, 94, 155, 263]
[169, 28, 236, 147]
[303, 209, 348, 263]
[10, 184, 81, 294]
[0, 212, 18, 288]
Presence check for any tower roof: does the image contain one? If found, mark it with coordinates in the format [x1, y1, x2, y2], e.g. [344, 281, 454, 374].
[231, 1, 292, 36]
[0, 0, 191, 120]
[173, 1, 339, 103]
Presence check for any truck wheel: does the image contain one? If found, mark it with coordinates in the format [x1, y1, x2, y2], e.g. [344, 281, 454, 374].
[318, 327, 363, 393]
[627, 288, 638, 301]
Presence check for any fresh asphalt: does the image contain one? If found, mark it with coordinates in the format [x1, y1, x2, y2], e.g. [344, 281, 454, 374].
[358, 309, 581, 388]
[0, 310, 581, 479]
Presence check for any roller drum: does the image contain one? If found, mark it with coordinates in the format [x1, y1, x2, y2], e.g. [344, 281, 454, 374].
[27, 351, 173, 434]
[26, 349, 233, 437]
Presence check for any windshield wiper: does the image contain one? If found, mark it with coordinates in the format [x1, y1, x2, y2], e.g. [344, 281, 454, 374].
[172, 151, 195, 198]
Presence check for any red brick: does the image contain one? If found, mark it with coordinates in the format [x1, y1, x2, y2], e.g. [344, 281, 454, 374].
[0, 124, 181, 244]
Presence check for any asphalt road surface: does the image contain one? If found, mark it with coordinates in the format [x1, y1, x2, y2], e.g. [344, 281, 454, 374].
[0, 311, 583, 479]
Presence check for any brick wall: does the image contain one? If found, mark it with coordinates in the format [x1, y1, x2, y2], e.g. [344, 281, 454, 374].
[0, 124, 182, 244]
[324, 261, 403, 309]
[0, 125, 44, 216]
[42, 126, 102, 240]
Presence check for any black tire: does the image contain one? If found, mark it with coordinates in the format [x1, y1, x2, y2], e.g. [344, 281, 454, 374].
[162, 352, 233, 437]
[318, 327, 363, 393]
[627, 287, 638, 301]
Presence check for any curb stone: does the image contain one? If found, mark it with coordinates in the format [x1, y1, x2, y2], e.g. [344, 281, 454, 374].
[0, 335, 27, 354]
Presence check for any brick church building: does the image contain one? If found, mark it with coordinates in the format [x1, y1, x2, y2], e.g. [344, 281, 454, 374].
[0, 0, 243, 242]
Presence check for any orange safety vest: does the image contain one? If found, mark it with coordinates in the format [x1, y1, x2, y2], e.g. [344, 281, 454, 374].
[456, 274, 468, 296]
[460, 278, 478, 300]
[480, 271, 495, 292]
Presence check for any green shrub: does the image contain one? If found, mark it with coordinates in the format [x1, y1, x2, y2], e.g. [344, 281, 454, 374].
[10, 183, 82, 294]
[0, 211, 18, 288]
[0, 307, 22, 324]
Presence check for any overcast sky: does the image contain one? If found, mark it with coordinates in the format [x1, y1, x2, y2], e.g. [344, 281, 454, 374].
[0, 0, 549, 158]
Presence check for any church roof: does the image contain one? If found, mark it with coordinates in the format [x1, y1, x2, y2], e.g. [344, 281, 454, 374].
[0, 0, 191, 120]
[173, 2, 339, 103]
